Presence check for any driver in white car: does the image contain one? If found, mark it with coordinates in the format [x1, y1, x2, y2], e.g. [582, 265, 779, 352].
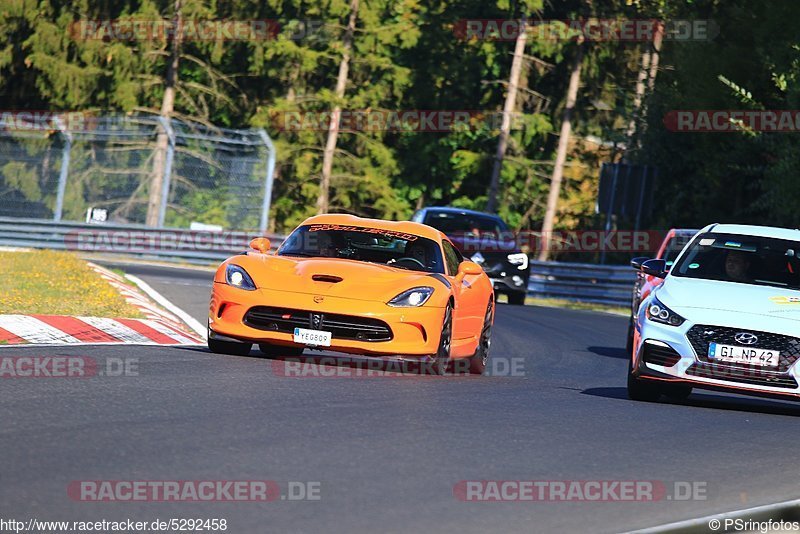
[724, 250, 752, 282]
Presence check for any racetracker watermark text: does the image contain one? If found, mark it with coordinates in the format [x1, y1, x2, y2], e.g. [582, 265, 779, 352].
[453, 19, 717, 42]
[65, 230, 261, 254]
[68, 19, 325, 41]
[453, 480, 707, 502]
[275, 110, 518, 133]
[67, 480, 321, 502]
[0, 356, 137, 378]
[450, 230, 664, 254]
[65, 229, 665, 255]
[0, 110, 95, 132]
[271, 356, 525, 377]
[664, 110, 800, 132]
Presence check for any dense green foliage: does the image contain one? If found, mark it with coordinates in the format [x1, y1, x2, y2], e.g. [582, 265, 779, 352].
[0, 0, 798, 234]
[641, 0, 800, 229]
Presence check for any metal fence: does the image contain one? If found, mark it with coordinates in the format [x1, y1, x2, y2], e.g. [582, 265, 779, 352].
[0, 114, 276, 232]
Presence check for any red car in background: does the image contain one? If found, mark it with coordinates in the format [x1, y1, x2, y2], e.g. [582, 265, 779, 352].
[626, 228, 698, 354]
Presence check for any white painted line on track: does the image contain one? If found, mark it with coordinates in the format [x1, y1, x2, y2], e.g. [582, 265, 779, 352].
[124, 274, 207, 340]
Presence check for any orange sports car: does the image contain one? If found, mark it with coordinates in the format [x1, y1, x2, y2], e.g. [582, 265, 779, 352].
[207, 214, 496, 374]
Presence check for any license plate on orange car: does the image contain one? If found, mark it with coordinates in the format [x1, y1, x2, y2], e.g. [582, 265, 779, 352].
[293, 327, 332, 347]
[708, 342, 779, 367]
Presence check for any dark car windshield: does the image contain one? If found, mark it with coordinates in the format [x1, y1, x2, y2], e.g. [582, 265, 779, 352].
[672, 232, 800, 290]
[423, 210, 509, 237]
[277, 224, 445, 274]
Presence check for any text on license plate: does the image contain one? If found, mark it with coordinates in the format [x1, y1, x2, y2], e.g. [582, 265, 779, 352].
[708, 342, 779, 367]
[293, 327, 332, 347]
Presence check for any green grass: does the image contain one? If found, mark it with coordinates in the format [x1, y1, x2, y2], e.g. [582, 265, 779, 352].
[0, 251, 144, 317]
[109, 267, 129, 278]
[522, 296, 627, 315]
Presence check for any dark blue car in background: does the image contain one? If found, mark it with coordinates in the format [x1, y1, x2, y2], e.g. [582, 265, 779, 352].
[412, 207, 530, 305]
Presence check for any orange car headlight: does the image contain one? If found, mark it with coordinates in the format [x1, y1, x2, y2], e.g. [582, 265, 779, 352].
[226, 264, 256, 291]
[387, 286, 434, 307]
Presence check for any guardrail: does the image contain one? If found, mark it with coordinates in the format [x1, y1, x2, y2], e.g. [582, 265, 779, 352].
[0, 218, 635, 306]
[0, 217, 284, 265]
[528, 260, 634, 307]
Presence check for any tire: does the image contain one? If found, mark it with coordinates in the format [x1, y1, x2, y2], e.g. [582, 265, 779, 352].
[208, 337, 252, 356]
[468, 301, 493, 375]
[430, 303, 453, 375]
[626, 357, 662, 401]
[626, 319, 634, 356]
[259, 343, 304, 357]
[507, 291, 526, 305]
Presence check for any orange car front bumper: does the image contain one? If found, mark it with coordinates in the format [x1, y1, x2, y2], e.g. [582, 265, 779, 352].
[208, 283, 445, 356]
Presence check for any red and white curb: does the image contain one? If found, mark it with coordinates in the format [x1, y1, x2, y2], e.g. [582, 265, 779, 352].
[88, 263, 206, 339]
[0, 263, 205, 346]
[0, 314, 203, 345]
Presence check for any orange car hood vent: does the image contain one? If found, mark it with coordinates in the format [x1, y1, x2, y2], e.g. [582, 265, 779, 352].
[311, 274, 344, 283]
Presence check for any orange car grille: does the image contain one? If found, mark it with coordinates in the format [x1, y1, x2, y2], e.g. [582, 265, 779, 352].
[244, 306, 393, 342]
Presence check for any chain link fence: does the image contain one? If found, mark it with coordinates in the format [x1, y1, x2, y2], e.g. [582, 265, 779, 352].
[0, 113, 275, 232]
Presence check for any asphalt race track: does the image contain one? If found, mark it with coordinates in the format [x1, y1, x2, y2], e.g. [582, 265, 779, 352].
[2, 261, 800, 533]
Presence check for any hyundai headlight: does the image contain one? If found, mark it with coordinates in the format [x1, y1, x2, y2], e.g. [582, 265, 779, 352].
[646, 296, 685, 326]
[388, 286, 434, 307]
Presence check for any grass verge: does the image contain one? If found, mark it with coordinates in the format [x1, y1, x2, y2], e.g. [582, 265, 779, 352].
[524, 296, 627, 315]
[0, 250, 143, 317]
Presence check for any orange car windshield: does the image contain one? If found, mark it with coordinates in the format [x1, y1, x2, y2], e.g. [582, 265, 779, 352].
[278, 225, 446, 274]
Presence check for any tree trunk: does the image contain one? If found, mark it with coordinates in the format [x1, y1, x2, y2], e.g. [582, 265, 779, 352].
[415, 190, 425, 211]
[146, 0, 181, 226]
[637, 24, 664, 146]
[486, 16, 527, 214]
[316, 0, 358, 214]
[646, 26, 663, 94]
[623, 46, 650, 156]
[537, 41, 584, 262]
[624, 24, 664, 158]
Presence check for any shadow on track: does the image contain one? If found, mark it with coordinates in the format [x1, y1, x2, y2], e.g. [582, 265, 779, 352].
[198, 346, 484, 378]
[582, 387, 800, 417]
[586, 346, 628, 360]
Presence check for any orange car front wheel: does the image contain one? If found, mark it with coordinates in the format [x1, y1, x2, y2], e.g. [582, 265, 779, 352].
[430, 303, 452, 375]
[468, 301, 493, 375]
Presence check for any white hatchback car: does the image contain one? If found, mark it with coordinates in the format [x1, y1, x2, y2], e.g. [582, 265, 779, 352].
[629, 223, 800, 402]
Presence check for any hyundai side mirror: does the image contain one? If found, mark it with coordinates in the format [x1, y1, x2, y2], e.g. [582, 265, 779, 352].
[630, 256, 650, 270]
[641, 258, 668, 279]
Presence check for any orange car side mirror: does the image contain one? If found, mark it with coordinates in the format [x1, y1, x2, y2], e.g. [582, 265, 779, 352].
[249, 237, 271, 254]
[455, 261, 482, 282]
